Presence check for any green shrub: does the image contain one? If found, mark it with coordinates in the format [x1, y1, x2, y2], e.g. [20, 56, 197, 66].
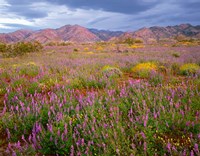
[172, 52, 180, 58]
[180, 63, 199, 76]
[102, 66, 123, 78]
[73, 48, 78, 52]
[2, 42, 43, 57]
[27, 82, 42, 95]
[38, 121, 73, 155]
[1, 113, 37, 142]
[171, 63, 180, 75]
[0, 43, 7, 53]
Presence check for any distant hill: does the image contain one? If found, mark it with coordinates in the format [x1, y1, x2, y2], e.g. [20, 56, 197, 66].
[0, 25, 121, 43]
[88, 28, 123, 41]
[0, 30, 33, 43]
[0, 24, 199, 44]
[116, 24, 200, 43]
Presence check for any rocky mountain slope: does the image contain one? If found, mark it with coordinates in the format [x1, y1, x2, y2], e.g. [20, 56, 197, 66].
[116, 24, 200, 43]
[0, 24, 199, 44]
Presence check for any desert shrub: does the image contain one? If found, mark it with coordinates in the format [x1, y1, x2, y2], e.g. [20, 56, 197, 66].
[2, 42, 43, 57]
[171, 63, 180, 75]
[123, 38, 135, 45]
[158, 65, 167, 74]
[73, 48, 78, 52]
[132, 62, 158, 78]
[172, 52, 180, 58]
[102, 65, 123, 78]
[135, 39, 143, 43]
[0, 43, 7, 53]
[180, 63, 200, 76]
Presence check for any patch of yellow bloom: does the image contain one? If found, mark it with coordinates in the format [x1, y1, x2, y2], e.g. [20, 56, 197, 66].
[130, 44, 144, 49]
[96, 46, 104, 51]
[132, 62, 158, 78]
[86, 51, 94, 54]
[27, 62, 37, 66]
[84, 47, 89, 51]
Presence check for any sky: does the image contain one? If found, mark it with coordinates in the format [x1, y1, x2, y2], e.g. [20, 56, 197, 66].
[0, 0, 200, 33]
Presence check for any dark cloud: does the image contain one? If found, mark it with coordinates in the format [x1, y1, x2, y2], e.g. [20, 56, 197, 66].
[46, 0, 160, 14]
[4, 0, 47, 20]
[6, 0, 161, 15]
[9, 6, 47, 19]
[0, 0, 200, 32]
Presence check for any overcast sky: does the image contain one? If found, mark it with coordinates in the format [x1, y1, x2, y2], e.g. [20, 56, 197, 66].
[0, 0, 200, 33]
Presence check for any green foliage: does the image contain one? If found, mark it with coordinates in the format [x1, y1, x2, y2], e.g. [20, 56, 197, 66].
[0, 43, 7, 53]
[27, 82, 42, 95]
[73, 48, 78, 52]
[102, 65, 123, 78]
[11, 77, 29, 88]
[123, 38, 135, 45]
[0, 81, 7, 95]
[120, 38, 143, 45]
[39, 122, 73, 155]
[149, 72, 163, 86]
[2, 42, 43, 57]
[172, 52, 181, 58]
[171, 63, 180, 75]
[19, 64, 40, 78]
[69, 77, 106, 89]
[1, 113, 37, 142]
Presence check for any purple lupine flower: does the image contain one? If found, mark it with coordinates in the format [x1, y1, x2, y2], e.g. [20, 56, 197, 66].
[57, 129, 60, 136]
[50, 135, 53, 142]
[190, 150, 194, 156]
[144, 142, 147, 152]
[28, 135, 32, 143]
[81, 138, 85, 146]
[141, 132, 146, 139]
[27, 106, 30, 112]
[6, 128, 11, 139]
[194, 143, 199, 153]
[153, 111, 157, 119]
[166, 142, 171, 152]
[47, 124, 53, 133]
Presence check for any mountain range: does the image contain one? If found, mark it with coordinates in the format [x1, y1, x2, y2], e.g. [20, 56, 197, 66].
[0, 24, 199, 44]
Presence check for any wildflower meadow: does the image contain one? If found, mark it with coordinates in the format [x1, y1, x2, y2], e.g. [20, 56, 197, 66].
[0, 43, 200, 155]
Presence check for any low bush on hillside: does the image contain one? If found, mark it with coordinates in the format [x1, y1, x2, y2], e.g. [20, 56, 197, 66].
[102, 65, 123, 78]
[0, 42, 43, 57]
